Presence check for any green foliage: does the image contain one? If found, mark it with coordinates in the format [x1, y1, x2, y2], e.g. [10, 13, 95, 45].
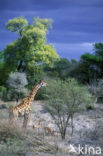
[44, 78, 92, 139]
[44, 58, 72, 79]
[51, 43, 103, 84]
[78, 42, 103, 83]
[0, 51, 6, 85]
[81, 53, 102, 62]
[33, 17, 53, 30]
[60, 59, 78, 79]
[3, 17, 60, 86]
[34, 44, 59, 67]
[2, 16, 103, 98]
[0, 64, 5, 85]
[45, 78, 92, 111]
[0, 86, 7, 99]
[44, 42, 103, 84]
[4, 16, 59, 70]
[54, 58, 70, 71]
[6, 16, 28, 35]
[0, 50, 4, 60]
[94, 42, 103, 57]
[27, 66, 44, 88]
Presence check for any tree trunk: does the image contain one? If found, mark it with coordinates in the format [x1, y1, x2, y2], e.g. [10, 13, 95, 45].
[60, 128, 66, 140]
[16, 97, 19, 105]
[17, 60, 23, 72]
[94, 96, 98, 104]
[61, 132, 66, 140]
[71, 115, 74, 135]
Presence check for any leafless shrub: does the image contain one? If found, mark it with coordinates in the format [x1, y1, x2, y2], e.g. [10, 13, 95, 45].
[0, 120, 25, 142]
[91, 120, 103, 143]
[78, 119, 103, 146]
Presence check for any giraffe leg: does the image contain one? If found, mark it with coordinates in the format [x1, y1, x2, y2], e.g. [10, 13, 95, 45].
[9, 111, 14, 124]
[23, 112, 29, 129]
[9, 111, 18, 125]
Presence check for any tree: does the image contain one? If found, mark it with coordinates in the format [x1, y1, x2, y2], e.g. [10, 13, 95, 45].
[4, 17, 59, 77]
[44, 78, 92, 140]
[0, 50, 3, 60]
[53, 58, 71, 78]
[6, 72, 28, 102]
[27, 66, 44, 89]
[0, 86, 7, 99]
[59, 59, 78, 79]
[0, 51, 6, 85]
[78, 43, 103, 83]
[44, 58, 78, 80]
[94, 42, 103, 57]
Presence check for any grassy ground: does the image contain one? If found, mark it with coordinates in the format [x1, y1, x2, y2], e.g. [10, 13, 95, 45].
[0, 100, 103, 156]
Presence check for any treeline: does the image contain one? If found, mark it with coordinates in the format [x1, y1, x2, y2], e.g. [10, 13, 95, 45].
[0, 16, 103, 102]
[43, 42, 103, 85]
[50, 43, 103, 82]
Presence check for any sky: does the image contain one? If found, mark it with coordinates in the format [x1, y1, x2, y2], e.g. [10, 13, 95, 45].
[0, 0, 103, 60]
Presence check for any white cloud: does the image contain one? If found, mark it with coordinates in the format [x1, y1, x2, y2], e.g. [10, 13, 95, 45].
[53, 42, 94, 59]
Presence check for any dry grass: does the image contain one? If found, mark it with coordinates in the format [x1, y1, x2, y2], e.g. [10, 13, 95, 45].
[0, 120, 27, 156]
[0, 120, 63, 155]
[0, 120, 25, 142]
[0, 100, 103, 156]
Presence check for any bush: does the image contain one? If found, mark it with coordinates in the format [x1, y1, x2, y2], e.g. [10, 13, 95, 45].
[0, 86, 7, 99]
[88, 79, 103, 104]
[44, 78, 93, 139]
[91, 120, 103, 143]
[6, 72, 28, 101]
[5, 88, 28, 102]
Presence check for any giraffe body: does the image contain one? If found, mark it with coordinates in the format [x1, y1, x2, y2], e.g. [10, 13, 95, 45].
[9, 80, 47, 128]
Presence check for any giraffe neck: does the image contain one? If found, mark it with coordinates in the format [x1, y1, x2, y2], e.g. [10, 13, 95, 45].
[27, 83, 41, 104]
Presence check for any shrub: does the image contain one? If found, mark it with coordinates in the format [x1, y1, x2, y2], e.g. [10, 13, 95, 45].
[44, 78, 93, 139]
[88, 79, 103, 104]
[6, 72, 28, 102]
[0, 86, 7, 99]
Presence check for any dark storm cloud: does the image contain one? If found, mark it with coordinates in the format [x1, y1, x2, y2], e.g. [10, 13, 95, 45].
[0, 0, 103, 59]
[0, 0, 68, 11]
[1, 0, 103, 11]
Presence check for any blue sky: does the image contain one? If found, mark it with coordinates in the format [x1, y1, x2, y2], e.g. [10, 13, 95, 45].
[0, 0, 103, 59]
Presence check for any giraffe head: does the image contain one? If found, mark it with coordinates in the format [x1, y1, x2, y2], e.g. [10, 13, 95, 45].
[38, 80, 47, 88]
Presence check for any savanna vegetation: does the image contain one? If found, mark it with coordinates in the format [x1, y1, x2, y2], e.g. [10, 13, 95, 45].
[0, 16, 103, 155]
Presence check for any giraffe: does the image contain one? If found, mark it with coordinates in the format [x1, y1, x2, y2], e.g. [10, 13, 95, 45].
[9, 80, 47, 129]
